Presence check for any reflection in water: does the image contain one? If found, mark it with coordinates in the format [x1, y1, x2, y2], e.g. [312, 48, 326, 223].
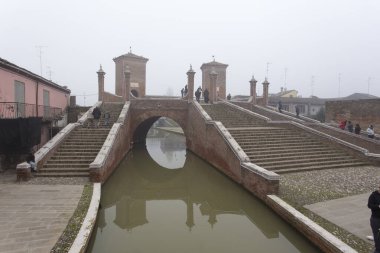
[87, 130, 321, 253]
[146, 128, 186, 169]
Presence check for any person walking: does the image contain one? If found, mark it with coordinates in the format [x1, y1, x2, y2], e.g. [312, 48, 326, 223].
[278, 101, 283, 113]
[339, 120, 347, 130]
[104, 111, 110, 126]
[368, 185, 380, 253]
[367, 125, 375, 139]
[227, 93, 231, 100]
[354, 123, 361, 135]
[295, 105, 300, 117]
[92, 106, 101, 128]
[347, 121, 354, 133]
[203, 89, 209, 103]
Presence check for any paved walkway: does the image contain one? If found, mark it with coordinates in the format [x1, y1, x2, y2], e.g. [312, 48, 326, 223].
[305, 193, 373, 242]
[0, 171, 84, 253]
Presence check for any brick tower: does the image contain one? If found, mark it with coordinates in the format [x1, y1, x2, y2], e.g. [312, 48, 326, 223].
[200, 58, 228, 99]
[113, 51, 149, 98]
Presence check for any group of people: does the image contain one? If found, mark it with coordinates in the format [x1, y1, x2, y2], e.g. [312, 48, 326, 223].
[181, 85, 188, 98]
[87, 106, 111, 128]
[181, 86, 210, 103]
[339, 120, 375, 138]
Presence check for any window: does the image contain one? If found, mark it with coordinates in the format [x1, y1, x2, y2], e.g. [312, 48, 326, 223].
[43, 89, 50, 117]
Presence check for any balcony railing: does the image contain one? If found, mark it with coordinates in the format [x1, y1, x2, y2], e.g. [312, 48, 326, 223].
[0, 102, 63, 120]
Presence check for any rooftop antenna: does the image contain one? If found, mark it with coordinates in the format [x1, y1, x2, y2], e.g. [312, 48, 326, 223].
[266, 62, 271, 79]
[338, 73, 341, 97]
[311, 75, 315, 97]
[46, 66, 53, 81]
[36, 45, 47, 76]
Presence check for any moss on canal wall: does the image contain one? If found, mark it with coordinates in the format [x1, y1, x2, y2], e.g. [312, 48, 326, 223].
[51, 184, 93, 253]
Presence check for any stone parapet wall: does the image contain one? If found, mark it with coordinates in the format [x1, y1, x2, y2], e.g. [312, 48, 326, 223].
[309, 123, 380, 153]
[326, 99, 380, 128]
[266, 195, 356, 253]
[102, 91, 124, 103]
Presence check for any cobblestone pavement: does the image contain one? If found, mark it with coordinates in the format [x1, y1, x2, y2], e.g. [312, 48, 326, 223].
[279, 165, 380, 252]
[0, 170, 88, 253]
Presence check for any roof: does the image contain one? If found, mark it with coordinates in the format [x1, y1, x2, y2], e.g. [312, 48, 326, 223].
[0, 57, 70, 93]
[200, 60, 228, 69]
[325, 93, 379, 101]
[113, 52, 149, 62]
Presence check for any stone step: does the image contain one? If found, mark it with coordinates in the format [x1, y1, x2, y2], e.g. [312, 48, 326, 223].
[58, 144, 103, 149]
[250, 151, 348, 162]
[234, 138, 321, 145]
[50, 156, 95, 160]
[238, 142, 324, 150]
[255, 155, 358, 167]
[56, 149, 101, 153]
[54, 151, 99, 156]
[261, 158, 367, 171]
[45, 159, 93, 164]
[60, 141, 105, 145]
[35, 171, 89, 177]
[43, 163, 90, 168]
[272, 162, 370, 174]
[39, 167, 89, 173]
[244, 146, 328, 155]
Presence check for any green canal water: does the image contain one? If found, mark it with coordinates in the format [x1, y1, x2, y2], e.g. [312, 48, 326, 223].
[87, 129, 321, 253]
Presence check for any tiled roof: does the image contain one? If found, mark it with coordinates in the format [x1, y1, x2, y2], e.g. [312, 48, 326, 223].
[113, 52, 149, 62]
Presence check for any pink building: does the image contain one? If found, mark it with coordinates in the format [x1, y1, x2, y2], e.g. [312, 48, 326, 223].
[0, 58, 70, 118]
[0, 57, 70, 163]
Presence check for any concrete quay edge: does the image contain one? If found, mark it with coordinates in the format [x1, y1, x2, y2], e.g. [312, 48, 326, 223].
[69, 183, 101, 253]
[267, 195, 357, 253]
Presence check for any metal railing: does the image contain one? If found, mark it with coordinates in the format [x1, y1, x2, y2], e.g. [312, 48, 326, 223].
[0, 102, 63, 120]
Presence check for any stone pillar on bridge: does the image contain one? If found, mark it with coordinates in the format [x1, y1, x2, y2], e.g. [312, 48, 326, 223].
[262, 78, 270, 106]
[209, 69, 218, 104]
[187, 65, 195, 102]
[124, 65, 131, 101]
[249, 75, 257, 105]
[97, 65, 105, 101]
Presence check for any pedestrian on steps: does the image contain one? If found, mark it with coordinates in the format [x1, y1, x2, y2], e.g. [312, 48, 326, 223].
[104, 111, 110, 126]
[92, 106, 101, 128]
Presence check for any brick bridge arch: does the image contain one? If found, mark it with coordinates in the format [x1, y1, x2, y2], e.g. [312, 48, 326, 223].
[130, 99, 189, 144]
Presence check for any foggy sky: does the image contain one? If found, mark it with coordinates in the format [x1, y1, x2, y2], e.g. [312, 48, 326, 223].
[1, 0, 379, 106]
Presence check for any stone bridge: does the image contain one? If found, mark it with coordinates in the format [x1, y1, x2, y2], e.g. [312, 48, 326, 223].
[87, 97, 279, 201]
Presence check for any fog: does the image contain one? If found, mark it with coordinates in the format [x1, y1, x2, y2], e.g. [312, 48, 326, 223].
[1, 0, 379, 105]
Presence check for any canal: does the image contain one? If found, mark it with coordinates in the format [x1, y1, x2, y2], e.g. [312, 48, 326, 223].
[87, 128, 321, 253]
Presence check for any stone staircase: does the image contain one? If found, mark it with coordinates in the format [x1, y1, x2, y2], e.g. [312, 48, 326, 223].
[36, 102, 124, 177]
[202, 103, 370, 174]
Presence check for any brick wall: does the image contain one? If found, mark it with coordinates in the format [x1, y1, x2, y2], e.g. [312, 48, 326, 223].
[326, 99, 380, 130]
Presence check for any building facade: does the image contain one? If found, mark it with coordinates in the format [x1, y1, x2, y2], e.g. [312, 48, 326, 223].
[0, 57, 70, 169]
[200, 60, 228, 99]
[113, 52, 149, 98]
